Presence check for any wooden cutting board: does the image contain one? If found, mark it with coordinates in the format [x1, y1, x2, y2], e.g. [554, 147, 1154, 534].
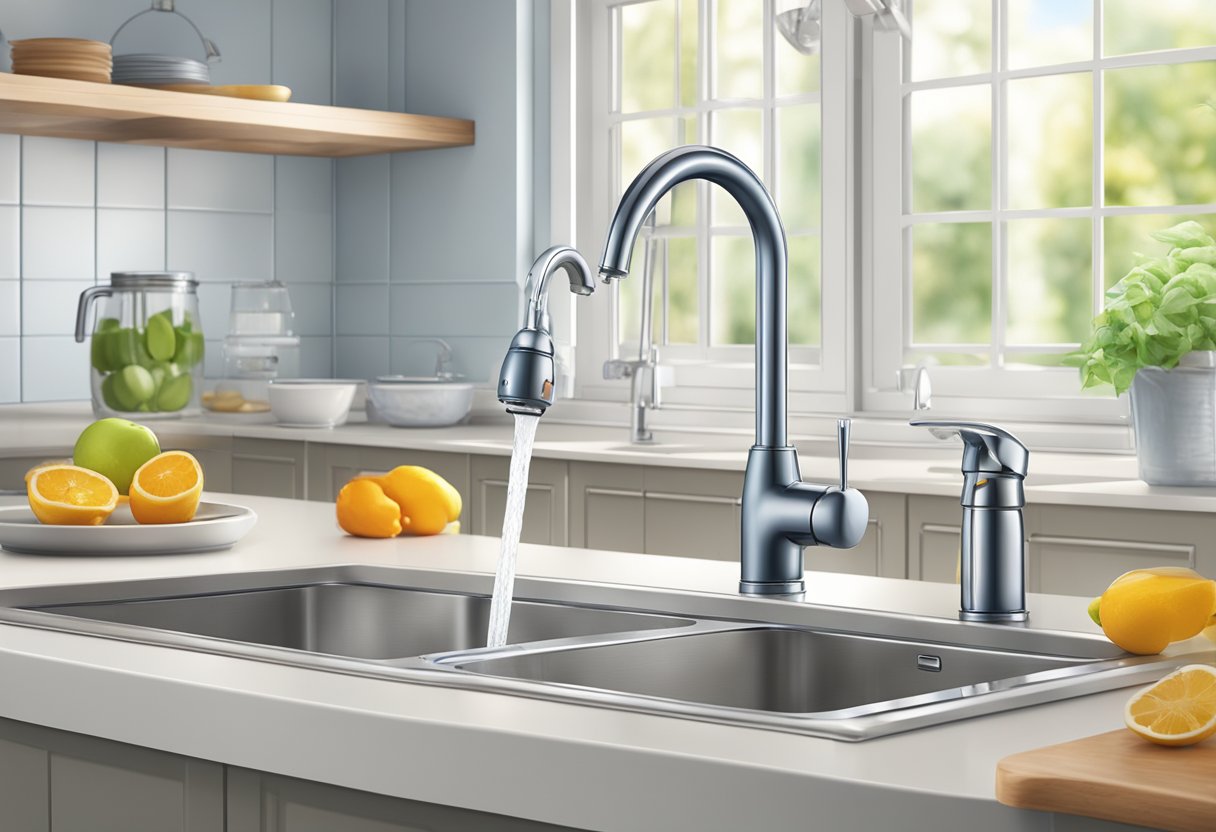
[996, 729, 1216, 832]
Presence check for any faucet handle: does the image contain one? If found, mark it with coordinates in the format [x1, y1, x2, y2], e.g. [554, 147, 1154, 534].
[910, 420, 1029, 478]
[837, 418, 851, 491]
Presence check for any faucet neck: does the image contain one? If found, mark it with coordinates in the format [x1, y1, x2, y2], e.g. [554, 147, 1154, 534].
[523, 246, 596, 333]
[599, 146, 789, 448]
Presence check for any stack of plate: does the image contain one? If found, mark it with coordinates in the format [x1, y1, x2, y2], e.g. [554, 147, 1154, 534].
[10, 38, 112, 84]
[112, 53, 210, 87]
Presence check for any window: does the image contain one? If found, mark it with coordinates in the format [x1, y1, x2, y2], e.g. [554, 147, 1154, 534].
[573, 0, 850, 409]
[867, 0, 1216, 420]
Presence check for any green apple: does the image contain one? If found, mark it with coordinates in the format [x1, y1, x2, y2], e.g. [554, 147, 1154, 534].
[73, 418, 161, 494]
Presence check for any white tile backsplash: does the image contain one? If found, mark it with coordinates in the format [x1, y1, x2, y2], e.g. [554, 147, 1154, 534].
[22, 207, 94, 281]
[97, 144, 165, 210]
[288, 283, 334, 337]
[167, 211, 274, 284]
[22, 336, 89, 401]
[0, 338, 18, 403]
[22, 280, 92, 337]
[96, 209, 166, 279]
[336, 335, 390, 380]
[196, 282, 235, 343]
[299, 335, 334, 378]
[0, 282, 18, 337]
[21, 137, 94, 207]
[0, 136, 19, 205]
[272, 0, 333, 106]
[0, 207, 18, 280]
[168, 151, 275, 213]
[336, 155, 389, 283]
[275, 156, 334, 284]
[389, 281, 520, 338]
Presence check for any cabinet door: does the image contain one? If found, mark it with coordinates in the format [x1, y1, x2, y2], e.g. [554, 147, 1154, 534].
[569, 462, 645, 553]
[810, 491, 908, 578]
[306, 444, 471, 525]
[641, 467, 743, 561]
[174, 435, 233, 493]
[469, 455, 568, 546]
[226, 768, 575, 832]
[1028, 505, 1216, 597]
[231, 438, 307, 499]
[0, 717, 223, 832]
[907, 495, 963, 583]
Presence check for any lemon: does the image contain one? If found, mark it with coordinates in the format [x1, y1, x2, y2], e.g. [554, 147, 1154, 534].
[1099, 567, 1216, 655]
[1125, 664, 1216, 746]
[1087, 596, 1102, 627]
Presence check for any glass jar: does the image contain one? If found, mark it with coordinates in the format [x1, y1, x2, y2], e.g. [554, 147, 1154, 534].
[202, 281, 299, 417]
[74, 271, 204, 419]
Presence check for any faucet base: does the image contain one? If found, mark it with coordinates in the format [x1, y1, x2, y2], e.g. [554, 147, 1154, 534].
[959, 609, 1029, 623]
[739, 579, 805, 596]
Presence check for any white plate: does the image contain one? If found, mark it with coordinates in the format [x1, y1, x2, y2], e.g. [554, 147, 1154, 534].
[0, 501, 257, 556]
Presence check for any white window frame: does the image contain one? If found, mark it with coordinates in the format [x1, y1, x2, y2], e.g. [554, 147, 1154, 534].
[863, 2, 1216, 424]
[562, 0, 855, 416]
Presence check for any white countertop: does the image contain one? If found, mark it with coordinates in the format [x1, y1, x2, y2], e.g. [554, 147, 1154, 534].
[0, 492, 1208, 831]
[3, 401, 1214, 513]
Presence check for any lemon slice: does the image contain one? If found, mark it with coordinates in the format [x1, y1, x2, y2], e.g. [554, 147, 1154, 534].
[1125, 664, 1216, 746]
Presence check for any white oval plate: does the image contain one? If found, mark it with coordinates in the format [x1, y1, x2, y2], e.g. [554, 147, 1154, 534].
[0, 501, 257, 556]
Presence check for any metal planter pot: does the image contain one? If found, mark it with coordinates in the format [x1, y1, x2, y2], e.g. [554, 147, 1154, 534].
[1129, 352, 1216, 485]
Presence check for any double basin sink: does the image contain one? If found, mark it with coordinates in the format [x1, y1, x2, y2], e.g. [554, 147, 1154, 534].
[0, 566, 1199, 741]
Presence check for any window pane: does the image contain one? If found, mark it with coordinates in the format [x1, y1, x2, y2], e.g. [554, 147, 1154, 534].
[667, 236, 700, 343]
[1104, 0, 1216, 56]
[912, 223, 992, 344]
[618, 241, 662, 347]
[1006, 0, 1092, 69]
[679, 0, 699, 107]
[1104, 213, 1216, 288]
[778, 104, 821, 230]
[905, 349, 989, 367]
[713, 0, 763, 100]
[911, 85, 992, 213]
[710, 108, 765, 225]
[1007, 72, 1092, 209]
[774, 1, 820, 97]
[621, 118, 679, 224]
[711, 235, 756, 344]
[670, 116, 700, 227]
[620, 0, 676, 113]
[788, 235, 821, 346]
[1104, 61, 1216, 207]
[1006, 218, 1092, 345]
[910, 0, 992, 81]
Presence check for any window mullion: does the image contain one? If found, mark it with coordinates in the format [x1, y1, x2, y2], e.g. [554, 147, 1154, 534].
[992, 0, 1006, 370]
[1091, 0, 1105, 316]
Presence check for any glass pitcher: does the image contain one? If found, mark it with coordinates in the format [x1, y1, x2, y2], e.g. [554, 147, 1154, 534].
[74, 271, 205, 418]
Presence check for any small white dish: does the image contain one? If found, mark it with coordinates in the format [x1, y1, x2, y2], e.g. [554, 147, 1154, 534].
[369, 376, 475, 428]
[0, 501, 257, 556]
[268, 379, 358, 428]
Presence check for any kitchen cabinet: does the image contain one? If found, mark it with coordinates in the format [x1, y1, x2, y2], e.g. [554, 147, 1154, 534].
[1027, 505, 1216, 597]
[0, 717, 224, 832]
[230, 438, 308, 500]
[906, 495, 963, 584]
[470, 455, 569, 546]
[810, 491, 908, 579]
[306, 444, 471, 525]
[0, 453, 72, 491]
[225, 768, 574, 832]
[642, 467, 743, 561]
[569, 462, 645, 553]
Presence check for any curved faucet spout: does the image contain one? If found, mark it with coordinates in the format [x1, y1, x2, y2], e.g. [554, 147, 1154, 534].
[599, 145, 788, 449]
[524, 245, 596, 333]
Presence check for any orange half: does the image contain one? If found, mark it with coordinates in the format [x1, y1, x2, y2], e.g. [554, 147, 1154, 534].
[129, 451, 203, 525]
[1125, 664, 1216, 746]
[27, 464, 118, 526]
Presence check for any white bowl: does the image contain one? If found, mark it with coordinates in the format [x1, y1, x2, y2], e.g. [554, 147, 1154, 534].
[368, 377, 475, 428]
[268, 379, 358, 428]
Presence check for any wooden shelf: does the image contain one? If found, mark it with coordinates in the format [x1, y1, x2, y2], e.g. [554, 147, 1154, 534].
[0, 72, 474, 157]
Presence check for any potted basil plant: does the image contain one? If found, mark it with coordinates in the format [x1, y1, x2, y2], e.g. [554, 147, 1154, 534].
[1072, 221, 1216, 485]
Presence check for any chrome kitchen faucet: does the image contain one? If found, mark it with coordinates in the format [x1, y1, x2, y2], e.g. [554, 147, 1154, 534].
[498, 246, 596, 416]
[599, 145, 869, 595]
[911, 420, 1030, 622]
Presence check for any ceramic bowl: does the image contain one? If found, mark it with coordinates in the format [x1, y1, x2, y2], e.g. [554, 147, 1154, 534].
[368, 377, 475, 428]
[267, 379, 359, 428]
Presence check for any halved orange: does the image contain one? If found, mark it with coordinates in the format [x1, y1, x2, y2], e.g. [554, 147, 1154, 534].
[27, 464, 119, 526]
[1125, 664, 1216, 746]
[129, 451, 203, 525]
[24, 459, 73, 486]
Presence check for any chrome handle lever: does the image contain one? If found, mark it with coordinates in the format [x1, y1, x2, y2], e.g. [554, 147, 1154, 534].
[837, 418, 850, 491]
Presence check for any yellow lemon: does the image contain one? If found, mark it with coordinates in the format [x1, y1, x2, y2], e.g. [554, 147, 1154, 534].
[374, 465, 462, 536]
[1125, 664, 1216, 747]
[1099, 567, 1216, 655]
[336, 478, 403, 538]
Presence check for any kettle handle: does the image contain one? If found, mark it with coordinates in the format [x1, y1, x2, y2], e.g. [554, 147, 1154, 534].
[75, 287, 113, 343]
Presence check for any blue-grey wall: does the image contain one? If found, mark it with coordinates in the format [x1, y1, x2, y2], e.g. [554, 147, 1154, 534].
[332, 0, 537, 384]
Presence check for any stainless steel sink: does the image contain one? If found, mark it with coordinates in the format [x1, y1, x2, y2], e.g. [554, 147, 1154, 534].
[0, 565, 1204, 741]
[27, 582, 693, 660]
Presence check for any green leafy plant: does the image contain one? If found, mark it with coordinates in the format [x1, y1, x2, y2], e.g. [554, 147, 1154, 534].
[1070, 221, 1216, 393]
